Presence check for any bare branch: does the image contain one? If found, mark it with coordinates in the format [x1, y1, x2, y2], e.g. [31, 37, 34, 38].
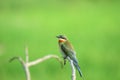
[24, 65, 31, 80]
[10, 47, 62, 80]
[67, 57, 76, 80]
[25, 46, 31, 80]
[28, 54, 63, 67]
[9, 56, 30, 80]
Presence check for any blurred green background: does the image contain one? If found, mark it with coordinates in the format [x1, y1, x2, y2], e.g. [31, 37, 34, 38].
[0, 0, 120, 80]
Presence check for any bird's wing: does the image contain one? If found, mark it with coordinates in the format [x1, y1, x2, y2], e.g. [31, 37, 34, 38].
[61, 44, 78, 63]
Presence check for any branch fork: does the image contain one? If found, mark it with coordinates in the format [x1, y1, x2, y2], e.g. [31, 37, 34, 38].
[9, 47, 62, 80]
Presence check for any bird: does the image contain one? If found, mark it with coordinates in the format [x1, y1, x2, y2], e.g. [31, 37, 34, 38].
[56, 35, 83, 77]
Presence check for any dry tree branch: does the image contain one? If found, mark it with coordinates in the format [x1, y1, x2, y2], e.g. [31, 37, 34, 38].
[9, 46, 63, 80]
[28, 55, 62, 67]
[9, 56, 30, 80]
[67, 57, 76, 80]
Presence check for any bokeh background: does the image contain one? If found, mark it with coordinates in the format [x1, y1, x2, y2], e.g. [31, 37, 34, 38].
[0, 0, 120, 80]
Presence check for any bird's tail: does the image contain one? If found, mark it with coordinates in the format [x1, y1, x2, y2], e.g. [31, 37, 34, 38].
[73, 59, 83, 77]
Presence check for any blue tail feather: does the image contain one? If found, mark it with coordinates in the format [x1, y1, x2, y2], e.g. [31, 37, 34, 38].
[73, 59, 83, 77]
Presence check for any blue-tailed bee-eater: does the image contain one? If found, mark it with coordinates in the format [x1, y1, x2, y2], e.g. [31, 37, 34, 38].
[56, 35, 83, 77]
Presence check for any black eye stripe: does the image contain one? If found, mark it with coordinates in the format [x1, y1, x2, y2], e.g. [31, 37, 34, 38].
[61, 37, 66, 39]
[62, 37, 66, 39]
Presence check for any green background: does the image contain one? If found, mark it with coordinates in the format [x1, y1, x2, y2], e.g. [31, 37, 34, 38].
[0, 0, 120, 80]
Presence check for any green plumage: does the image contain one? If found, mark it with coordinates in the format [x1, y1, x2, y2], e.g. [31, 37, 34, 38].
[58, 37, 83, 77]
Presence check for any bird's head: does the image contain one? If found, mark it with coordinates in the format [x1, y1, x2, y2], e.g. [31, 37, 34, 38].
[56, 35, 67, 43]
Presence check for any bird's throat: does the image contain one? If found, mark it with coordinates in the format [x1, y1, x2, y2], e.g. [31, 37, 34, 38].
[59, 39, 66, 43]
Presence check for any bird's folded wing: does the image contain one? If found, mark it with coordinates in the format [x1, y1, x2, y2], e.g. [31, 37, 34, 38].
[61, 44, 78, 63]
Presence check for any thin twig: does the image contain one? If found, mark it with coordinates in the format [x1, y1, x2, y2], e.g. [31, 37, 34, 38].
[9, 57, 25, 65]
[25, 46, 29, 63]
